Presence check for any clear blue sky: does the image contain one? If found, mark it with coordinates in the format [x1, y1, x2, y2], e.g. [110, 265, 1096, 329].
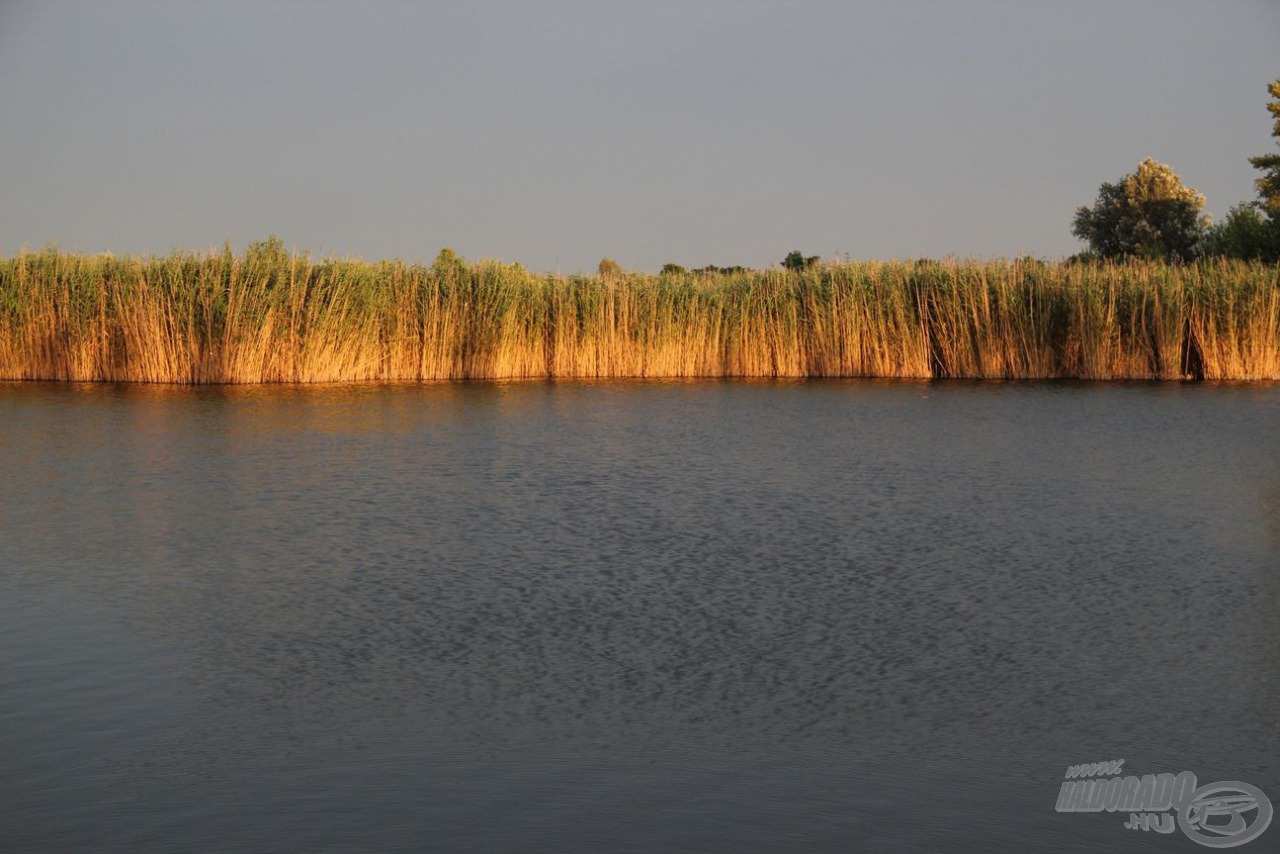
[1, 0, 1276, 270]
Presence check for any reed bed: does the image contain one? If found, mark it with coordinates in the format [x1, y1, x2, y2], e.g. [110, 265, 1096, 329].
[0, 246, 1276, 382]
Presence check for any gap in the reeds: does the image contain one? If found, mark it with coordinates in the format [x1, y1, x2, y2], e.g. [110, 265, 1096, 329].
[1, 248, 1276, 383]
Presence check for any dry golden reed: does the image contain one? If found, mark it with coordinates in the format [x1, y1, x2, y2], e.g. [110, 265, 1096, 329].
[1, 244, 1276, 383]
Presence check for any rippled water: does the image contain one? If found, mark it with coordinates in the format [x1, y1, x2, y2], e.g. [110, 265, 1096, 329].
[2, 380, 1278, 852]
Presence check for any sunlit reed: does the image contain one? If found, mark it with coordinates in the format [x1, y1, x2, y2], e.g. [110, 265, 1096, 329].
[1, 247, 1276, 382]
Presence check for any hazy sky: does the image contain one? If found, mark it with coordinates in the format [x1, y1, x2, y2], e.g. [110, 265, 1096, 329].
[1, 0, 1277, 270]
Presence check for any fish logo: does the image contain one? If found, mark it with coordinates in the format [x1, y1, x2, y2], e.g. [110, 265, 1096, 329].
[1178, 782, 1273, 848]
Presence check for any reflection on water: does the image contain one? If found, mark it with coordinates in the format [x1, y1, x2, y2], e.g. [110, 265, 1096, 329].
[2, 380, 1278, 852]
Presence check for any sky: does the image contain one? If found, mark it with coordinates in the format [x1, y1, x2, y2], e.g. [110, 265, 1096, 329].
[0, 0, 1277, 271]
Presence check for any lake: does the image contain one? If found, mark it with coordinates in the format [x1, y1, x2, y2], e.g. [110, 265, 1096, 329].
[2, 380, 1277, 852]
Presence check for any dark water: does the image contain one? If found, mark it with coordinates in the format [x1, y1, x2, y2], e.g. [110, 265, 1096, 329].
[2, 380, 1277, 853]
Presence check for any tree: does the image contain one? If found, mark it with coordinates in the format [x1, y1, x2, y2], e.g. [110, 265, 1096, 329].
[1202, 204, 1280, 262]
[782, 250, 819, 271]
[598, 258, 622, 278]
[1072, 158, 1209, 261]
[1200, 80, 1280, 262]
[1249, 79, 1280, 218]
[245, 234, 288, 265]
[431, 247, 468, 280]
[243, 235, 291, 290]
[660, 263, 687, 275]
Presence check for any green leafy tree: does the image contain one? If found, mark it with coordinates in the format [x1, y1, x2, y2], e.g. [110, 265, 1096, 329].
[245, 235, 288, 266]
[243, 235, 291, 290]
[1201, 80, 1280, 262]
[782, 250, 819, 271]
[1202, 204, 1280, 262]
[1072, 158, 1209, 261]
[660, 263, 687, 275]
[598, 258, 622, 278]
[1250, 79, 1280, 218]
[431, 247, 468, 280]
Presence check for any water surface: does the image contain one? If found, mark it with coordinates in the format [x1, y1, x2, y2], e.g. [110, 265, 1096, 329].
[2, 380, 1277, 852]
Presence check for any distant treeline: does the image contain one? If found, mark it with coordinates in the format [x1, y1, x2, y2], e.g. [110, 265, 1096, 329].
[1, 243, 1276, 383]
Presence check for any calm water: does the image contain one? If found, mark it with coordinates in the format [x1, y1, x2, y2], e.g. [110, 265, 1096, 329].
[2, 380, 1277, 853]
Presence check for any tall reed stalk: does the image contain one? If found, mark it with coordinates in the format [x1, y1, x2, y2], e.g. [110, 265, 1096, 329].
[0, 247, 1276, 382]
